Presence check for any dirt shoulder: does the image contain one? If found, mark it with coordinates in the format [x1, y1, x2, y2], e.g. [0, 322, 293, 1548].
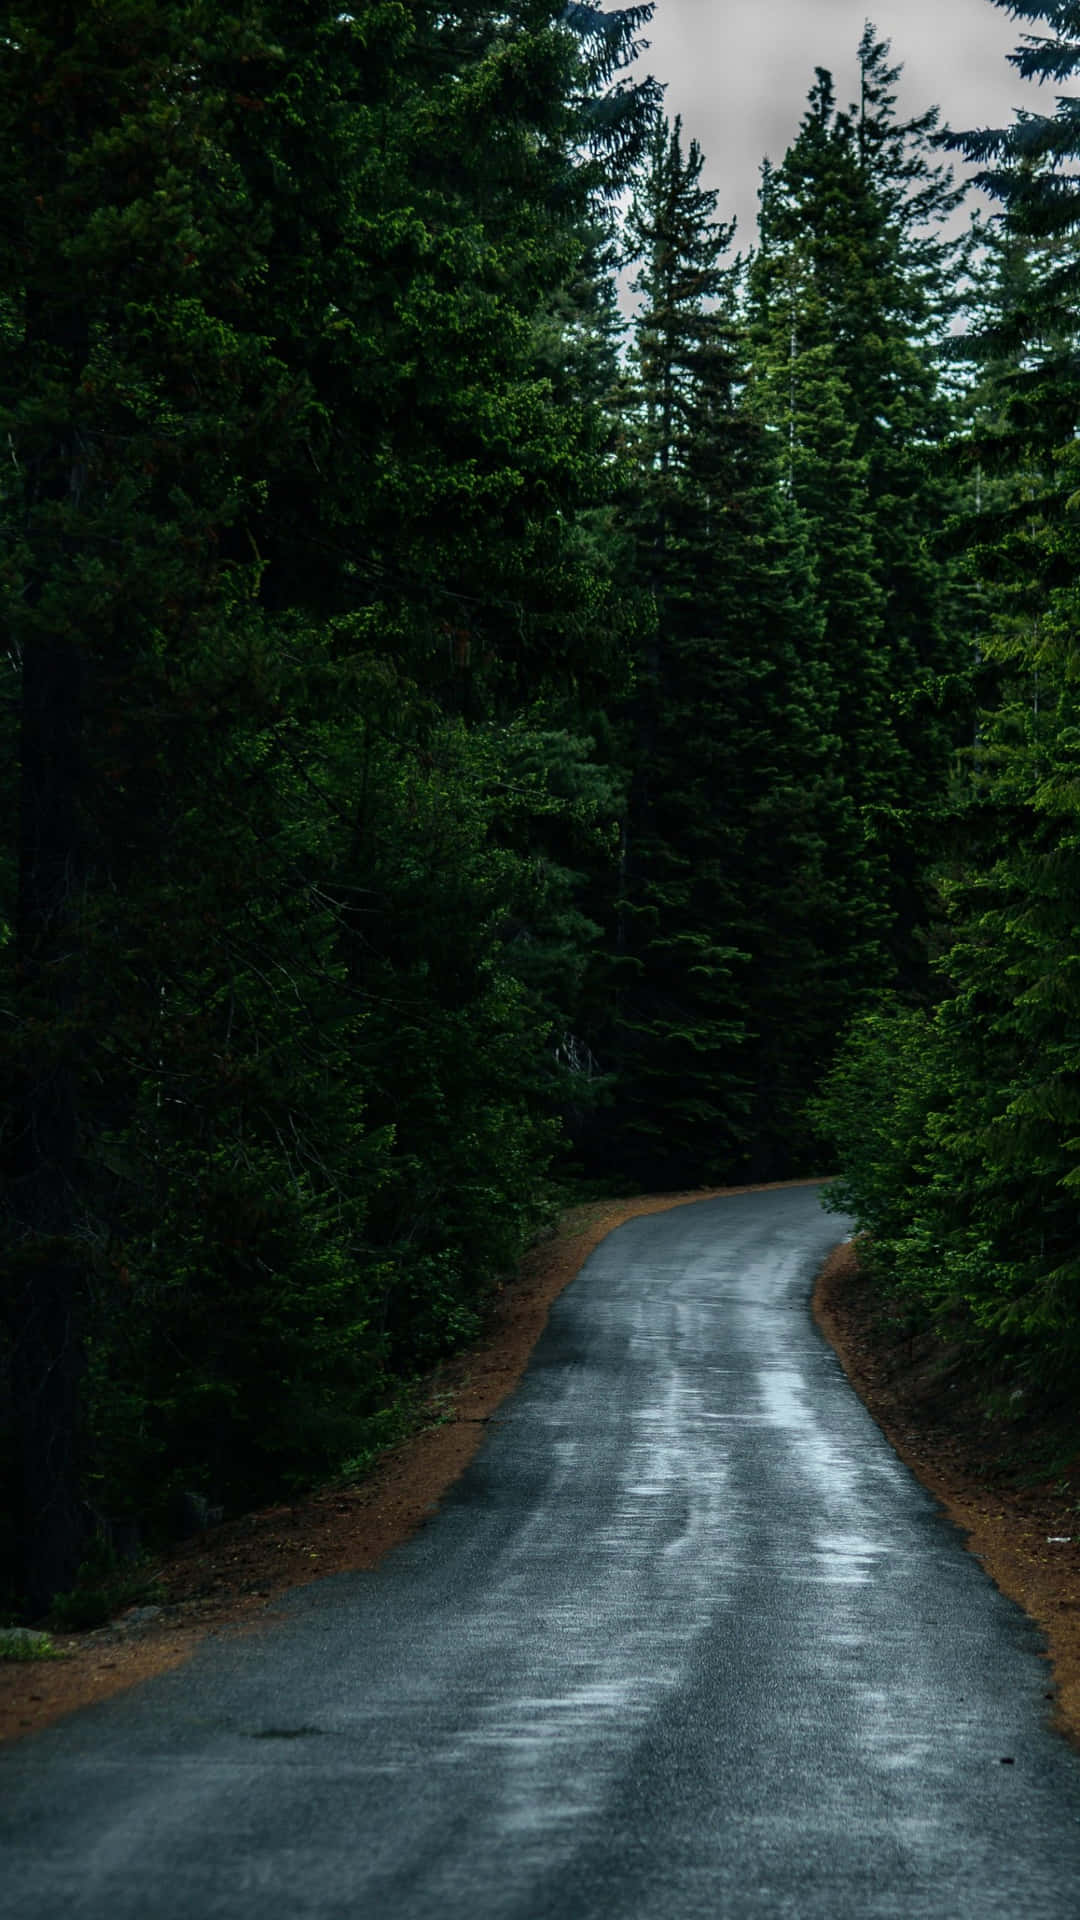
[814, 1240, 1080, 1746]
[0, 1180, 812, 1745]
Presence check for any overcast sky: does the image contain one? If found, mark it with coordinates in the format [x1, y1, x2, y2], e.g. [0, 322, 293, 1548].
[631, 0, 1053, 242]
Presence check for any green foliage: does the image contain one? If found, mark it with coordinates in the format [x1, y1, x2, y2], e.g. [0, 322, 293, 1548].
[599, 106, 897, 1184]
[48, 1537, 164, 1633]
[0, 1628, 63, 1662]
[11, 0, 1075, 1609]
[0, 0, 656, 1607]
[812, 1002, 940, 1241]
[816, 26, 1080, 1362]
[773, 15, 1080, 1406]
[813, 985, 1079, 1361]
[749, 38, 972, 992]
[336, 1387, 457, 1486]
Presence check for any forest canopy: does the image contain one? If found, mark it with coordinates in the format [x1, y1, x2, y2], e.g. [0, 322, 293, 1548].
[2, 1, 1077, 1615]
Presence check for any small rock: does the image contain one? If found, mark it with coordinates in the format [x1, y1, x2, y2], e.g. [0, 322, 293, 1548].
[116, 1605, 162, 1629]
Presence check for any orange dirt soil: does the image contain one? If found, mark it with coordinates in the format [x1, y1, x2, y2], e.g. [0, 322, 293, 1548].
[814, 1239, 1080, 1747]
[4, 1187, 1077, 1749]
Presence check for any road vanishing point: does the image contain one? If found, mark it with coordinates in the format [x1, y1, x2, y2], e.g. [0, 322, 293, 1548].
[3, 1185, 1080, 1918]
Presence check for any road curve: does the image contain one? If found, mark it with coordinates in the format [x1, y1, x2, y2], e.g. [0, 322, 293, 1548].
[3, 1186, 1080, 1918]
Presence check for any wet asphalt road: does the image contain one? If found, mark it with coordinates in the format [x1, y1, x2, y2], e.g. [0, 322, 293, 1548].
[4, 1185, 1080, 1918]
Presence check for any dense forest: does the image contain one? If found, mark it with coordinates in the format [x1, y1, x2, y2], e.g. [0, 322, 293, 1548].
[2, 0, 1078, 1618]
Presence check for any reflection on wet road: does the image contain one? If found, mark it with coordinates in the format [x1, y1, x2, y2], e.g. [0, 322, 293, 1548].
[3, 1186, 1080, 1918]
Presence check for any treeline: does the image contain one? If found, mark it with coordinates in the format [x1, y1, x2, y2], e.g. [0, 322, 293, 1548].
[0, 0, 1061, 1617]
[817, 1, 1080, 1418]
[610, 33, 970, 1182]
[0, 0, 666, 1612]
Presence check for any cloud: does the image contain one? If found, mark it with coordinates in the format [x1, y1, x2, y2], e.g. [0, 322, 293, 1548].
[634, 0, 1050, 236]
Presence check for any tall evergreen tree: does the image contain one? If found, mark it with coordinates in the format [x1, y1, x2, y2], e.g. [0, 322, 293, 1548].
[0, 1, 403, 1603]
[927, 1, 1080, 1355]
[606, 119, 748, 1180]
[749, 37, 971, 992]
[0, 0, 658, 1608]
[599, 118, 871, 1182]
[817, 7, 1080, 1382]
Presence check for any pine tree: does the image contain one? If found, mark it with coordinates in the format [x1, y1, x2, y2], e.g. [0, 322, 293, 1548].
[598, 119, 873, 1182]
[749, 40, 971, 992]
[0, 0, 658, 1606]
[817, 7, 1080, 1379]
[0, 2, 407, 1599]
[927, 2, 1080, 1355]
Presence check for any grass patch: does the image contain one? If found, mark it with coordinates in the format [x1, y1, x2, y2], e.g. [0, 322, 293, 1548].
[335, 1384, 457, 1484]
[0, 1627, 64, 1662]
